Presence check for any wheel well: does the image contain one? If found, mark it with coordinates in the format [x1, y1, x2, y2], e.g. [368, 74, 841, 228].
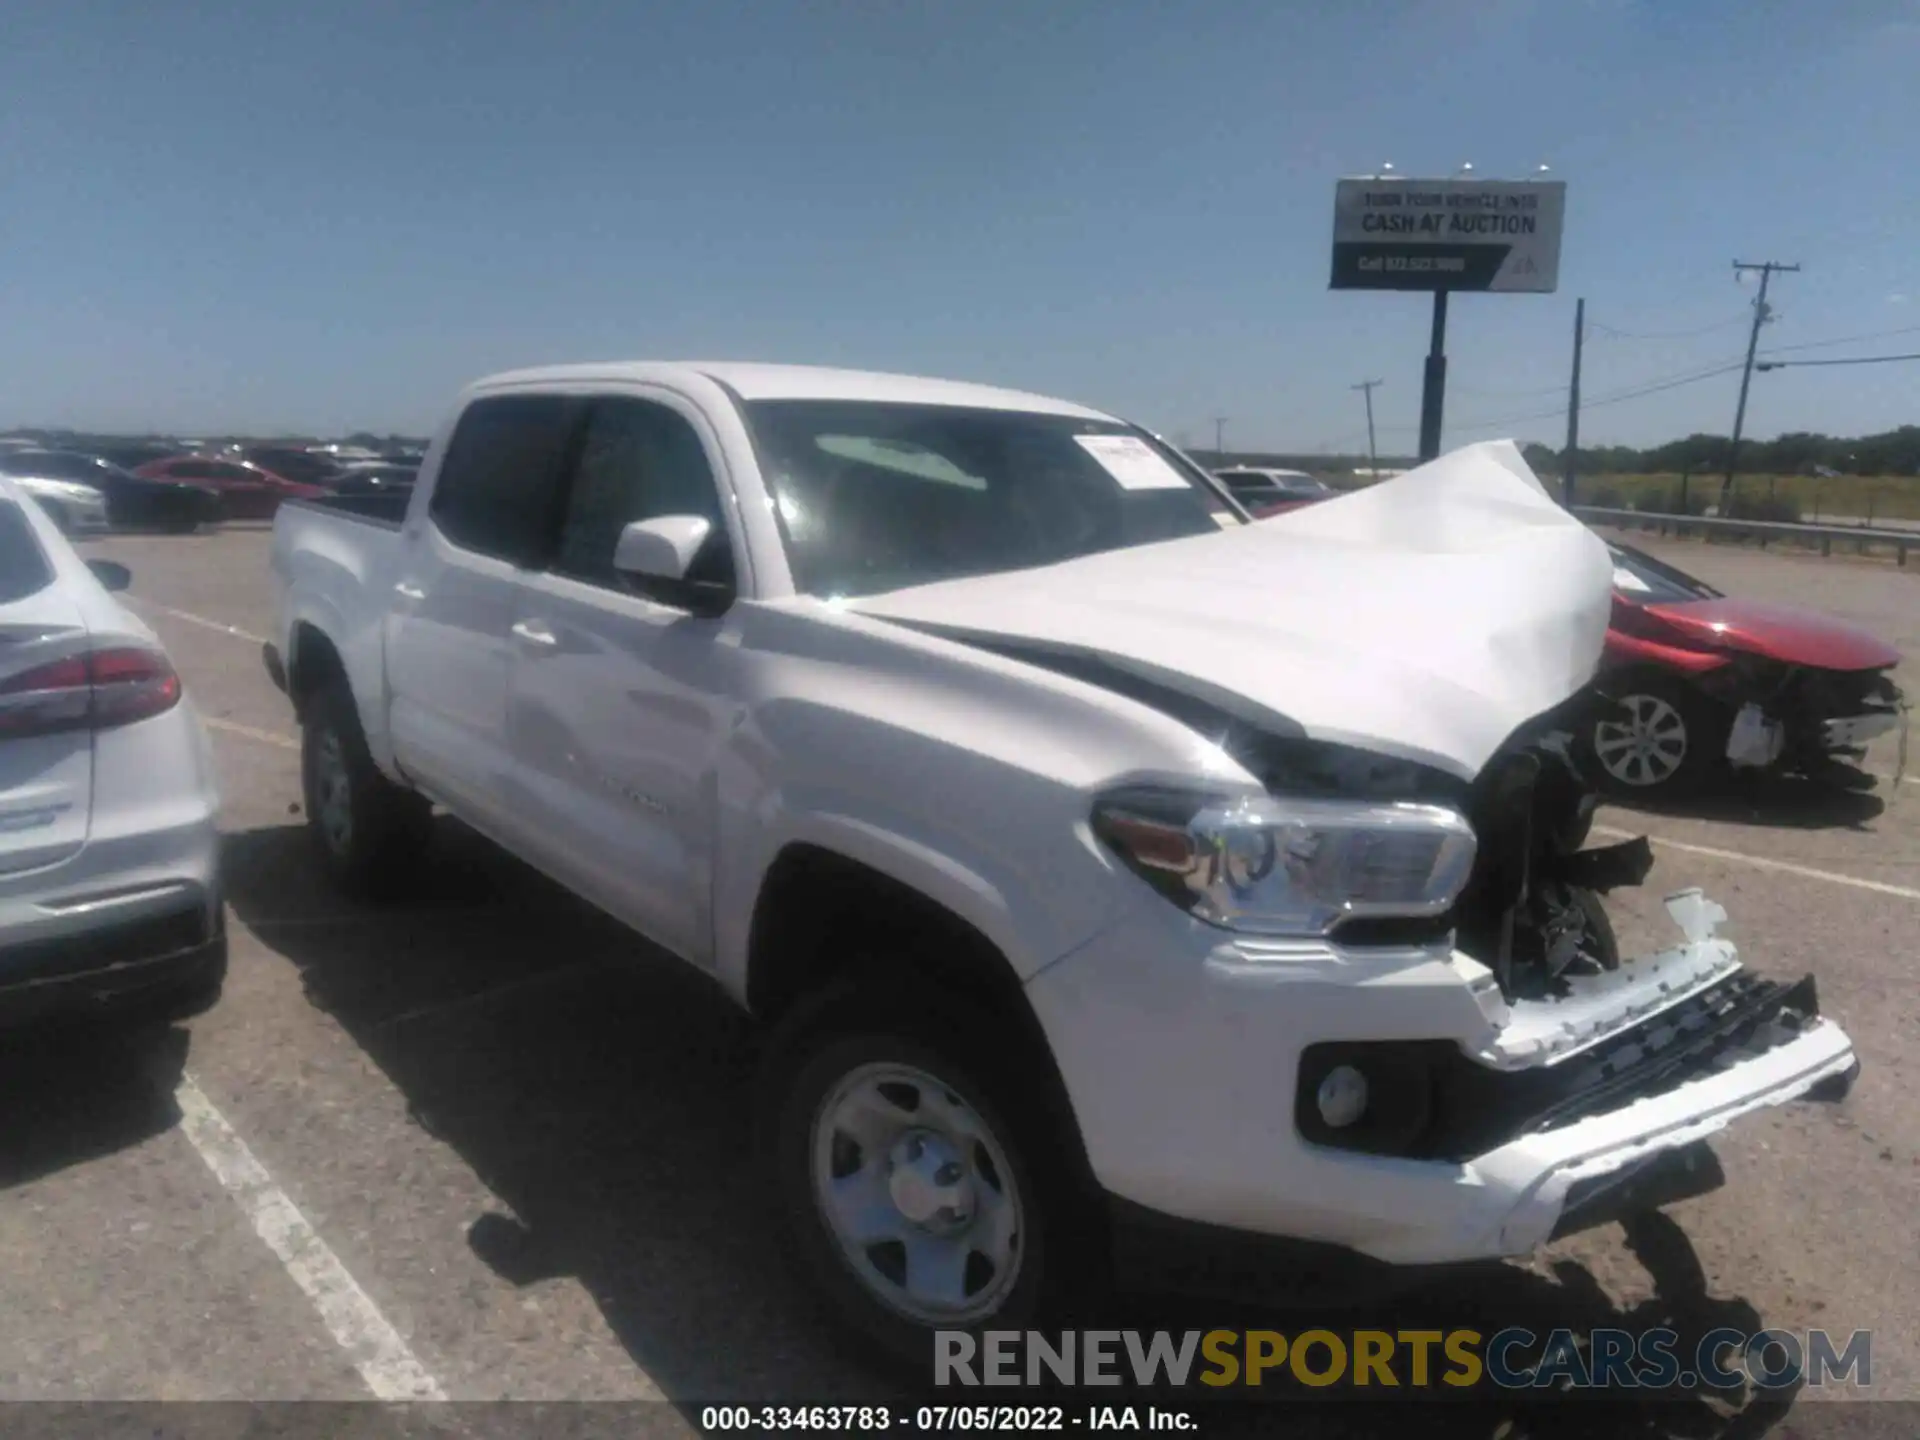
[745, 844, 1098, 1187]
[747, 844, 1017, 1023]
[287, 622, 346, 717]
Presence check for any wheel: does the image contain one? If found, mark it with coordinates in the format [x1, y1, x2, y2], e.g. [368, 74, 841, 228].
[1582, 677, 1727, 796]
[161, 511, 201, 535]
[758, 978, 1099, 1370]
[300, 674, 433, 900]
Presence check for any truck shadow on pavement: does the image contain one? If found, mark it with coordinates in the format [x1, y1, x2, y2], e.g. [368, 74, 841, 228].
[222, 818, 1826, 1440]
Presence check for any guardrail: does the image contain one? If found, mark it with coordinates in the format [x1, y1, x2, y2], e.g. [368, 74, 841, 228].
[1571, 506, 1913, 567]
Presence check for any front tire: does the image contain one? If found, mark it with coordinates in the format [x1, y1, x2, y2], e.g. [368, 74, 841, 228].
[300, 675, 433, 900]
[758, 979, 1098, 1371]
[1582, 676, 1727, 797]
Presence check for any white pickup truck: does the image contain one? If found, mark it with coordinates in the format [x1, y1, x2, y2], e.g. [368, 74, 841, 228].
[268, 361, 1859, 1362]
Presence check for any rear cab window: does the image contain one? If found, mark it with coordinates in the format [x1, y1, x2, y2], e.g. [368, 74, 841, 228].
[0, 501, 55, 603]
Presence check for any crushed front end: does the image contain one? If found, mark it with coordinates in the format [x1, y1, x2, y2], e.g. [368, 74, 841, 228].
[1034, 696, 1861, 1272]
[1691, 657, 1908, 779]
[1246, 692, 1859, 1143]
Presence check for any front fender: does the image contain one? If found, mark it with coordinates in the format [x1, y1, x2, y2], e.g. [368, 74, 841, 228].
[710, 797, 1118, 1006]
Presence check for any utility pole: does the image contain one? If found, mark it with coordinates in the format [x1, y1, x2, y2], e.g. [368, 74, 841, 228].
[1351, 380, 1383, 477]
[1213, 416, 1228, 464]
[1417, 291, 1449, 461]
[1722, 260, 1799, 511]
[1563, 297, 1584, 507]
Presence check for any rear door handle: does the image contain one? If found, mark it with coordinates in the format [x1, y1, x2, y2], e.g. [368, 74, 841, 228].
[394, 582, 425, 600]
[511, 618, 557, 647]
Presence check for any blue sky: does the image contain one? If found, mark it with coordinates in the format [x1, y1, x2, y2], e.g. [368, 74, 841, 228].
[3, 0, 1916, 452]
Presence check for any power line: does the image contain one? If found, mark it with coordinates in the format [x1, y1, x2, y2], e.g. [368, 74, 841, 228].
[1757, 351, 1920, 371]
[1758, 321, 1920, 357]
[1586, 314, 1750, 341]
[1443, 360, 1748, 434]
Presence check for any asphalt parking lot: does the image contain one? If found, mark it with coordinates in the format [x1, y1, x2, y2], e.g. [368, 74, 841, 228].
[4, 524, 1916, 1436]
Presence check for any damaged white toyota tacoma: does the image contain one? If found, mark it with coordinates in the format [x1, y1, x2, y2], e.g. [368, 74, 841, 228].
[267, 362, 1860, 1362]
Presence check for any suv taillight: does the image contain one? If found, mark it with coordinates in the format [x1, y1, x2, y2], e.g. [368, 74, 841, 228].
[0, 645, 182, 739]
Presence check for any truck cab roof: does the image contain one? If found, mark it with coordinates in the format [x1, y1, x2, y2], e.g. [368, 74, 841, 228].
[467, 361, 1119, 422]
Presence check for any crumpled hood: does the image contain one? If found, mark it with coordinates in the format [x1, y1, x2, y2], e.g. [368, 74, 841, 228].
[1643, 596, 1903, 672]
[850, 440, 1615, 779]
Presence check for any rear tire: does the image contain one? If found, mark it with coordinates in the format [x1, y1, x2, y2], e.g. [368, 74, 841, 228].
[757, 976, 1103, 1372]
[1580, 675, 1728, 798]
[300, 675, 433, 901]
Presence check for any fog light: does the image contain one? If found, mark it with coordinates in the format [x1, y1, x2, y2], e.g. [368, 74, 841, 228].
[1316, 1065, 1369, 1128]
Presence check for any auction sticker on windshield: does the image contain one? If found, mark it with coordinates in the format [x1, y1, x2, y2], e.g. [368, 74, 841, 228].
[1074, 433, 1192, 490]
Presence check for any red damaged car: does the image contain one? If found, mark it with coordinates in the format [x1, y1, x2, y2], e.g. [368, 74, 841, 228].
[1576, 541, 1907, 795]
[133, 455, 327, 520]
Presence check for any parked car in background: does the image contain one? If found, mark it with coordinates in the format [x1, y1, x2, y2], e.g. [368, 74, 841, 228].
[134, 455, 328, 520]
[0, 477, 225, 1029]
[90, 442, 190, 473]
[0, 450, 218, 533]
[4, 471, 109, 536]
[1578, 540, 1906, 795]
[239, 447, 347, 489]
[1214, 466, 1337, 517]
[268, 365, 1855, 1362]
[328, 463, 417, 497]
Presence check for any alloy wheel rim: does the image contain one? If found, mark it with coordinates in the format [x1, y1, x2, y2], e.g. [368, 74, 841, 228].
[314, 729, 354, 854]
[810, 1062, 1024, 1325]
[1594, 693, 1689, 787]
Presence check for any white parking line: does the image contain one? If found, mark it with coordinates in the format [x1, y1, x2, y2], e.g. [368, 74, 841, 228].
[205, 715, 300, 750]
[172, 1074, 448, 1401]
[127, 594, 270, 646]
[1595, 824, 1920, 901]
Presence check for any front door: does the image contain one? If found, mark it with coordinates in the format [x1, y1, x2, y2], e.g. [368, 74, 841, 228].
[501, 392, 741, 965]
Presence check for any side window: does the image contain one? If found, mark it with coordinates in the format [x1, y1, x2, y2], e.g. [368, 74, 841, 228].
[172, 461, 212, 479]
[552, 397, 733, 591]
[429, 394, 575, 565]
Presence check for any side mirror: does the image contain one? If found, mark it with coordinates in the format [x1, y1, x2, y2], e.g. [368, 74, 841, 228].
[613, 516, 712, 583]
[87, 559, 132, 593]
[611, 515, 732, 616]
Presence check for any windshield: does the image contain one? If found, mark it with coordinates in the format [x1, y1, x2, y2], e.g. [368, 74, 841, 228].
[1608, 543, 1721, 604]
[741, 400, 1238, 598]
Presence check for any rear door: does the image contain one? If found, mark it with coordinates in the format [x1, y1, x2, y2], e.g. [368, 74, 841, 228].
[0, 500, 92, 877]
[385, 392, 577, 831]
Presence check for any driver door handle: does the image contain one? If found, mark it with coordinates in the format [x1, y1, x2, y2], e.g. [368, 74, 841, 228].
[511, 618, 557, 647]
[394, 581, 425, 600]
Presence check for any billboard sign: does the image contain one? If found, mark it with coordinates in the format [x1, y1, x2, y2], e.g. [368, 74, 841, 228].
[1331, 178, 1566, 293]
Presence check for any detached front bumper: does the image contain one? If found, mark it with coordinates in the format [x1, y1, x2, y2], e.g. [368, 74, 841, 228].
[1028, 888, 1858, 1279]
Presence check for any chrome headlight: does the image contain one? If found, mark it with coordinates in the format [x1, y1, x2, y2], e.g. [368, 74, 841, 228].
[1093, 788, 1477, 937]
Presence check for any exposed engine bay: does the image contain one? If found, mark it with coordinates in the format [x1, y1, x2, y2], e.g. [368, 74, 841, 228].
[1223, 687, 1654, 1004]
